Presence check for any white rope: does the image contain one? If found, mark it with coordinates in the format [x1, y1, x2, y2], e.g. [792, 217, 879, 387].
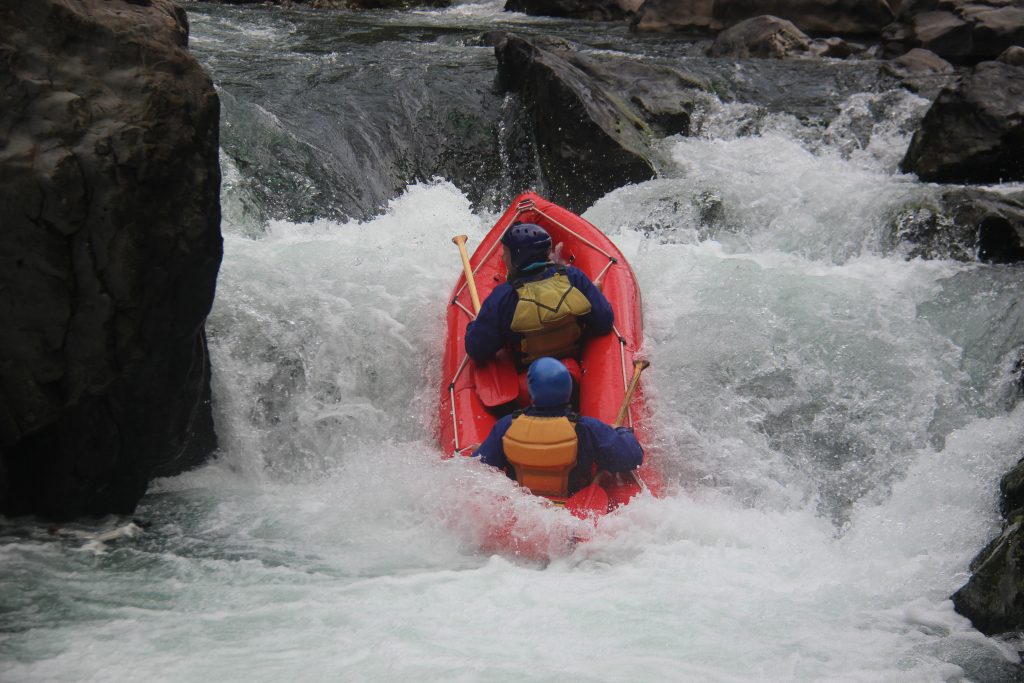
[593, 260, 614, 288]
[449, 354, 471, 453]
[453, 299, 476, 320]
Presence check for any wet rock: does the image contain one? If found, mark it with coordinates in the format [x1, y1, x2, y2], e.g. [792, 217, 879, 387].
[884, 47, 955, 75]
[882, 47, 957, 94]
[632, 0, 894, 36]
[807, 36, 854, 58]
[504, 0, 636, 21]
[952, 457, 1024, 635]
[713, 0, 895, 36]
[900, 59, 1024, 184]
[494, 33, 707, 211]
[211, 0, 452, 6]
[1001, 458, 1024, 518]
[889, 188, 1024, 263]
[631, 0, 717, 32]
[881, 1, 1024, 64]
[709, 15, 811, 59]
[1000, 45, 1024, 66]
[0, 0, 222, 519]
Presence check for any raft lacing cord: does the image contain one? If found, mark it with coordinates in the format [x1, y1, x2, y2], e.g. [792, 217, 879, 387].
[449, 355, 471, 455]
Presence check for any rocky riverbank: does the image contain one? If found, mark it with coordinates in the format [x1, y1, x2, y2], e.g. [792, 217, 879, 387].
[0, 0, 222, 520]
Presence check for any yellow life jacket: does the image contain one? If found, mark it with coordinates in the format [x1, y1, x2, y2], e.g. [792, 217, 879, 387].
[502, 413, 578, 498]
[509, 269, 592, 362]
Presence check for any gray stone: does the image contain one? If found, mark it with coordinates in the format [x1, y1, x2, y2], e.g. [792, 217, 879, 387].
[494, 33, 707, 211]
[504, 0, 633, 20]
[889, 188, 1024, 262]
[901, 60, 1024, 184]
[999, 45, 1024, 66]
[0, 0, 222, 519]
[632, 0, 717, 32]
[952, 516, 1024, 635]
[713, 0, 895, 36]
[710, 15, 812, 59]
[885, 47, 956, 75]
[882, 1, 1024, 63]
[632, 0, 895, 35]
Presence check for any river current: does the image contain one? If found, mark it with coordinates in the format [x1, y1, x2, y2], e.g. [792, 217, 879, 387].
[3, 2, 1024, 681]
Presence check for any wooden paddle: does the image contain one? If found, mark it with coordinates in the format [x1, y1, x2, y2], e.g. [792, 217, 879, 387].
[566, 358, 650, 519]
[452, 235, 519, 407]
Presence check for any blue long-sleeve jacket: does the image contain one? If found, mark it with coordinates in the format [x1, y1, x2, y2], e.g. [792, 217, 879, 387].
[465, 265, 614, 363]
[473, 405, 643, 495]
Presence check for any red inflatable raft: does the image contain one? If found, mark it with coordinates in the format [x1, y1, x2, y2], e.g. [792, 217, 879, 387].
[438, 192, 662, 552]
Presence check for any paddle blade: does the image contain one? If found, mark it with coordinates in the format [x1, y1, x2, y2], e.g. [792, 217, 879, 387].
[566, 482, 610, 520]
[473, 351, 520, 407]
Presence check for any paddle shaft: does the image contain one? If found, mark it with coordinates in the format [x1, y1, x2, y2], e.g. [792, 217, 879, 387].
[613, 359, 650, 428]
[451, 235, 482, 314]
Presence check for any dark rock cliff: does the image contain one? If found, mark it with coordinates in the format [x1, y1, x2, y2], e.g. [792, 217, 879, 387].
[0, 0, 222, 520]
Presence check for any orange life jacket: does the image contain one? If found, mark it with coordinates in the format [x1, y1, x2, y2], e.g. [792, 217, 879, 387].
[509, 268, 592, 362]
[501, 412, 579, 498]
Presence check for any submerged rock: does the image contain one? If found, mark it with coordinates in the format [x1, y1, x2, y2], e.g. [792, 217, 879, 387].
[901, 59, 1024, 184]
[0, 0, 222, 519]
[494, 33, 707, 211]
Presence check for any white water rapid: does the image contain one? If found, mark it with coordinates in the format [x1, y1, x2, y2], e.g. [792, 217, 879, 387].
[3, 6, 1024, 682]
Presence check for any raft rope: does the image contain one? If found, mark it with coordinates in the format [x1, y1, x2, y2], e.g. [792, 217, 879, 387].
[448, 198, 646, 480]
[449, 355, 471, 454]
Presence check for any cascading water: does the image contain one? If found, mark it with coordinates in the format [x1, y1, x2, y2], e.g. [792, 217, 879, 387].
[2, 2, 1023, 681]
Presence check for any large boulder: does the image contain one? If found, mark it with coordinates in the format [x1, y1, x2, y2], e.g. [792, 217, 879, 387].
[504, 0, 637, 20]
[633, 0, 895, 36]
[889, 188, 1024, 263]
[713, 0, 895, 36]
[881, 0, 1024, 63]
[0, 0, 222, 519]
[494, 33, 707, 211]
[952, 457, 1024, 635]
[632, 0, 717, 31]
[709, 15, 812, 58]
[900, 59, 1024, 184]
[883, 46, 955, 76]
[213, 0, 452, 6]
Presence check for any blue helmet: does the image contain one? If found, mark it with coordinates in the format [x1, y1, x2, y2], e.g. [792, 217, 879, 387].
[501, 223, 551, 272]
[527, 357, 572, 408]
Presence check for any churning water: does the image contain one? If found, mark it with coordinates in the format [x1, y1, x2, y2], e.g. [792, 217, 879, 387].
[3, 2, 1024, 681]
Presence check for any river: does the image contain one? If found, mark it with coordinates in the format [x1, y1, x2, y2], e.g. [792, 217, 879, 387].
[2, 1, 1024, 681]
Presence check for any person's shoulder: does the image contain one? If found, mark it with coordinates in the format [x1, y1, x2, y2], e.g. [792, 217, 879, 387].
[489, 281, 514, 296]
[564, 264, 597, 284]
[482, 281, 516, 307]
